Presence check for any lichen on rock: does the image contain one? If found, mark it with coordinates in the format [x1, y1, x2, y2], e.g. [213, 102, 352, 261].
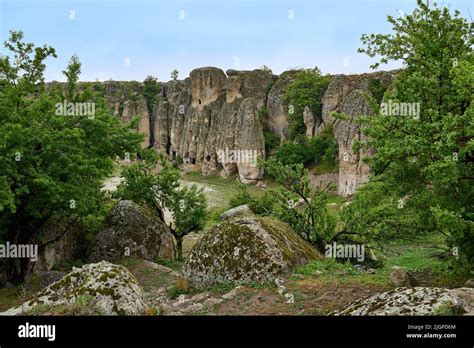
[1, 261, 149, 316]
[87, 200, 176, 263]
[331, 287, 474, 316]
[183, 217, 321, 287]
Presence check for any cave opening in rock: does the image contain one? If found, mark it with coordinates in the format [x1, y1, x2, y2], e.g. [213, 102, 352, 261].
[206, 155, 211, 161]
[198, 99, 202, 104]
[190, 158, 196, 164]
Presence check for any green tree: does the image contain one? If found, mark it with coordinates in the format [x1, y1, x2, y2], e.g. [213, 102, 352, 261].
[115, 150, 207, 259]
[62, 54, 81, 100]
[0, 31, 143, 282]
[170, 69, 179, 81]
[261, 158, 336, 251]
[143, 75, 160, 115]
[348, 0, 473, 266]
[273, 128, 338, 167]
[283, 67, 330, 139]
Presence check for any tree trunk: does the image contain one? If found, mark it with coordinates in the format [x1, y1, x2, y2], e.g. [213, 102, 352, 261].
[6, 219, 36, 284]
[176, 238, 183, 260]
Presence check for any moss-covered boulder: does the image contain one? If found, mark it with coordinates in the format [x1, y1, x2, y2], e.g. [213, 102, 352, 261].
[183, 217, 322, 287]
[331, 287, 474, 316]
[87, 200, 176, 262]
[0, 261, 149, 315]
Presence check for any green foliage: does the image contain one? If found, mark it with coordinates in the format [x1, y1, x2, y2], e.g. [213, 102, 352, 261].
[62, 54, 81, 100]
[142, 75, 160, 114]
[274, 140, 312, 166]
[0, 31, 143, 282]
[261, 158, 336, 250]
[170, 69, 179, 81]
[283, 67, 330, 139]
[115, 149, 207, 259]
[349, 0, 474, 267]
[340, 182, 430, 244]
[229, 183, 275, 216]
[129, 114, 142, 130]
[273, 128, 338, 167]
[294, 258, 361, 278]
[368, 78, 387, 105]
[434, 302, 464, 316]
[257, 106, 268, 124]
[260, 65, 272, 74]
[263, 131, 280, 155]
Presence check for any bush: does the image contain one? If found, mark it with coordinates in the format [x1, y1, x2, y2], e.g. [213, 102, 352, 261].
[264, 131, 280, 155]
[273, 128, 338, 167]
[283, 67, 330, 139]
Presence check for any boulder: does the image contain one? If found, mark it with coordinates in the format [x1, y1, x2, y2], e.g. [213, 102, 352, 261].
[87, 200, 176, 263]
[1, 261, 149, 315]
[389, 266, 417, 287]
[33, 217, 83, 272]
[183, 217, 321, 287]
[331, 287, 474, 316]
[219, 204, 253, 221]
[464, 279, 474, 288]
[25, 271, 67, 291]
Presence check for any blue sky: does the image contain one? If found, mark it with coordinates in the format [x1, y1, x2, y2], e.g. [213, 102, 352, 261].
[1, 0, 472, 82]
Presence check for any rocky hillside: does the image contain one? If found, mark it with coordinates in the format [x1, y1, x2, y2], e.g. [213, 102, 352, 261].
[70, 68, 396, 196]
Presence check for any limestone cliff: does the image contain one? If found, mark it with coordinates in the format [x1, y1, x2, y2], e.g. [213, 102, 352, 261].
[317, 71, 394, 196]
[74, 68, 395, 195]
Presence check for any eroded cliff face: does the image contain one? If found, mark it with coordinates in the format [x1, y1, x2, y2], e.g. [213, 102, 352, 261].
[147, 67, 274, 183]
[317, 71, 394, 197]
[96, 68, 395, 195]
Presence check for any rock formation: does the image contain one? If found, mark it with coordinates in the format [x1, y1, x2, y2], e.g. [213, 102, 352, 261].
[317, 71, 394, 196]
[219, 204, 253, 221]
[87, 200, 176, 262]
[75, 68, 396, 195]
[331, 287, 474, 316]
[1, 261, 149, 315]
[183, 216, 321, 287]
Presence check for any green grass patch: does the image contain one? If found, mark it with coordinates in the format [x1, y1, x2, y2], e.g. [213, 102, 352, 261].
[155, 258, 184, 272]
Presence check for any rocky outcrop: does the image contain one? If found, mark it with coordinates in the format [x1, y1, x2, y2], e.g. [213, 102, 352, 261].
[389, 266, 417, 287]
[265, 70, 297, 140]
[331, 287, 474, 316]
[318, 72, 394, 197]
[183, 217, 321, 287]
[33, 218, 83, 272]
[1, 261, 149, 315]
[219, 204, 253, 221]
[303, 106, 315, 137]
[68, 68, 397, 194]
[87, 200, 176, 262]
